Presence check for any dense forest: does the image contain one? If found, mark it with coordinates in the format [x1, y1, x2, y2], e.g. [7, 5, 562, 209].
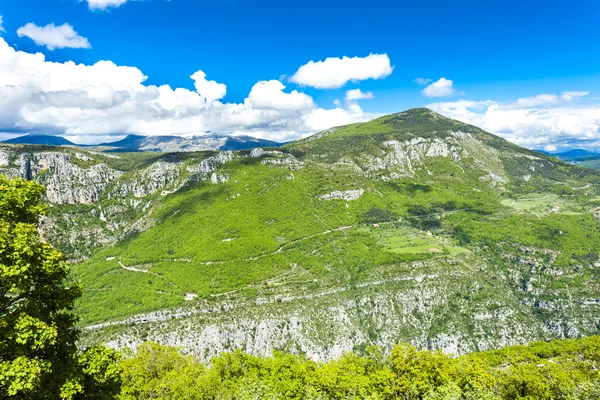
[116, 337, 600, 399]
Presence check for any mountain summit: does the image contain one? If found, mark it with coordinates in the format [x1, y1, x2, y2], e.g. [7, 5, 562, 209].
[1, 109, 599, 362]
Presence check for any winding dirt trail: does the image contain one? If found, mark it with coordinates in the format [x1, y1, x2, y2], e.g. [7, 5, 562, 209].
[117, 261, 181, 290]
[199, 225, 354, 265]
[118, 261, 149, 273]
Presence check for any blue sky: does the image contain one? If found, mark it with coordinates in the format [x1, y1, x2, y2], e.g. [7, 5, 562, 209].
[0, 0, 599, 150]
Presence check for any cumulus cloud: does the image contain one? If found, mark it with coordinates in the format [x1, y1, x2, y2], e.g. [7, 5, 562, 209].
[422, 78, 456, 98]
[345, 89, 374, 101]
[413, 77, 432, 85]
[17, 23, 91, 50]
[428, 92, 600, 151]
[289, 54, 393, 89]
[0, 38, 375, 144]
[303, 103, 369, 131]
[86, 0, 129, 10]
[190, 70, 226, 103]
[0, 16, 5, 33]
[247, 80, 314, 111]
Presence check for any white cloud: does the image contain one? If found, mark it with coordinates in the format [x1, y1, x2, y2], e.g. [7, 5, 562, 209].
[504, 92, 591, 109]
[428, 91, 600, 151]
[303, 103, 369, 131]
[247, 80, 314, 111]
[514, 94, 560, 108]
[345, 89, 374, 101]
[0, 16, 5, 33]
[561, 91, 590, 102]
[422, 78, 456, 98]
[86, 0, 129, 10]
[414, 77, 432, 85]
[17, 23, 91, 50]
[190, 70, 227, 103]
[289, 54, 393, 89]
[0, 38, 375, 144]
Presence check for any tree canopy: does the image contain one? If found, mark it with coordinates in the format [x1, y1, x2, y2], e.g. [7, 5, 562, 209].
[118, 336, 600, 399]
[0, 176, 121, 399]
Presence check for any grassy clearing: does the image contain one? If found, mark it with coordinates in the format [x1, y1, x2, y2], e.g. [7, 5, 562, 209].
[367, 224, 469, 256]
[500, 194, 583, 215]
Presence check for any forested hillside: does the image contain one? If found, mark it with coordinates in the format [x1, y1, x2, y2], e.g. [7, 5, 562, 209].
[3, 171, 600, 399]
[117, 337, 600, 399]
[2, 109, 600, 362]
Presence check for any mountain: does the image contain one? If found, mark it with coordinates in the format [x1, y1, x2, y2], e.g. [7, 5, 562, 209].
[539, 149, 600, 169]
[2, 108, 600, 362]
[578, 159, 600, 169]
[98, 133, 284, 152]
[2, 134, 75, 146]
[550, 149, 600, 162]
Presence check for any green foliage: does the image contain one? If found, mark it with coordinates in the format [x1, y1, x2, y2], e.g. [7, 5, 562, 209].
[361, 206, 398, 224]
[119, 342, 207, 399]
[446, 212, 600, 267]
[0, 176, 122, 399]
[118, 336, 600, 399]
[72, 154, 507, 324]
[6, 110, 600, 357]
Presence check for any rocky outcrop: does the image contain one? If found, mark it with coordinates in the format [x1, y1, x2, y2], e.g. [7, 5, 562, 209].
[0, 151, 9, 167]
[261, 152, 304, 169]
[320, 189, 364, 201]
[0, 146, 243, 258]
[10, 152, 122, 205]
[340, 132, 509, 186]
[249, 148, 266, 158]
[211, 173, 229, 184]
[111, 161, 184, 199]
[84, 255, 568, 363]
[193, 151, 235, 174]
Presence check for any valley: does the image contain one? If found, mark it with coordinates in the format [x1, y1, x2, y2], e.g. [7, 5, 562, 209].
[2, 108, 600, 362]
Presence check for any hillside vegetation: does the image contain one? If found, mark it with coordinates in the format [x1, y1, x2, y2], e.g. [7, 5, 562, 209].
[118, 336, 600, 399]
[2, 108, 600, 360]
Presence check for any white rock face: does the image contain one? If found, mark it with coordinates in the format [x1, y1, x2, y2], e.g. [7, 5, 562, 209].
[0, 145, 245, 259]
[15, 152, 123, 205]
[320, 189, 364, 201]
[0, 151, 9, 167]
[111, 161, 183, 199]
[261, 154, 303, 169]
[210, 173, 229, 184]
[196, 151, 235, 174]
[351, 132, 508, 186]
[91, 256, 558, 363]
[249, 148, 265, 158]
[75, 153, 92, 162]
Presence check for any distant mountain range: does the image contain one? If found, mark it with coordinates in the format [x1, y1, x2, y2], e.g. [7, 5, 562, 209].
[3, 108, 600, 361]
[537, 148, 600, 162]
[2, 134, 76, 146]
[97, 134, 285, 152]
[2, 133, 284, 152]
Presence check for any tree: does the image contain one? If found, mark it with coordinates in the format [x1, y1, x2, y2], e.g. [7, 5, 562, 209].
[119, 342, 211, 399]
[0, 176, 121, 399]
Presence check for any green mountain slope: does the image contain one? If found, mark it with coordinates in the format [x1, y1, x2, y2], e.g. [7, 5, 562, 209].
[578, 158, 600, 169]
[2, 108, 600, 360]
